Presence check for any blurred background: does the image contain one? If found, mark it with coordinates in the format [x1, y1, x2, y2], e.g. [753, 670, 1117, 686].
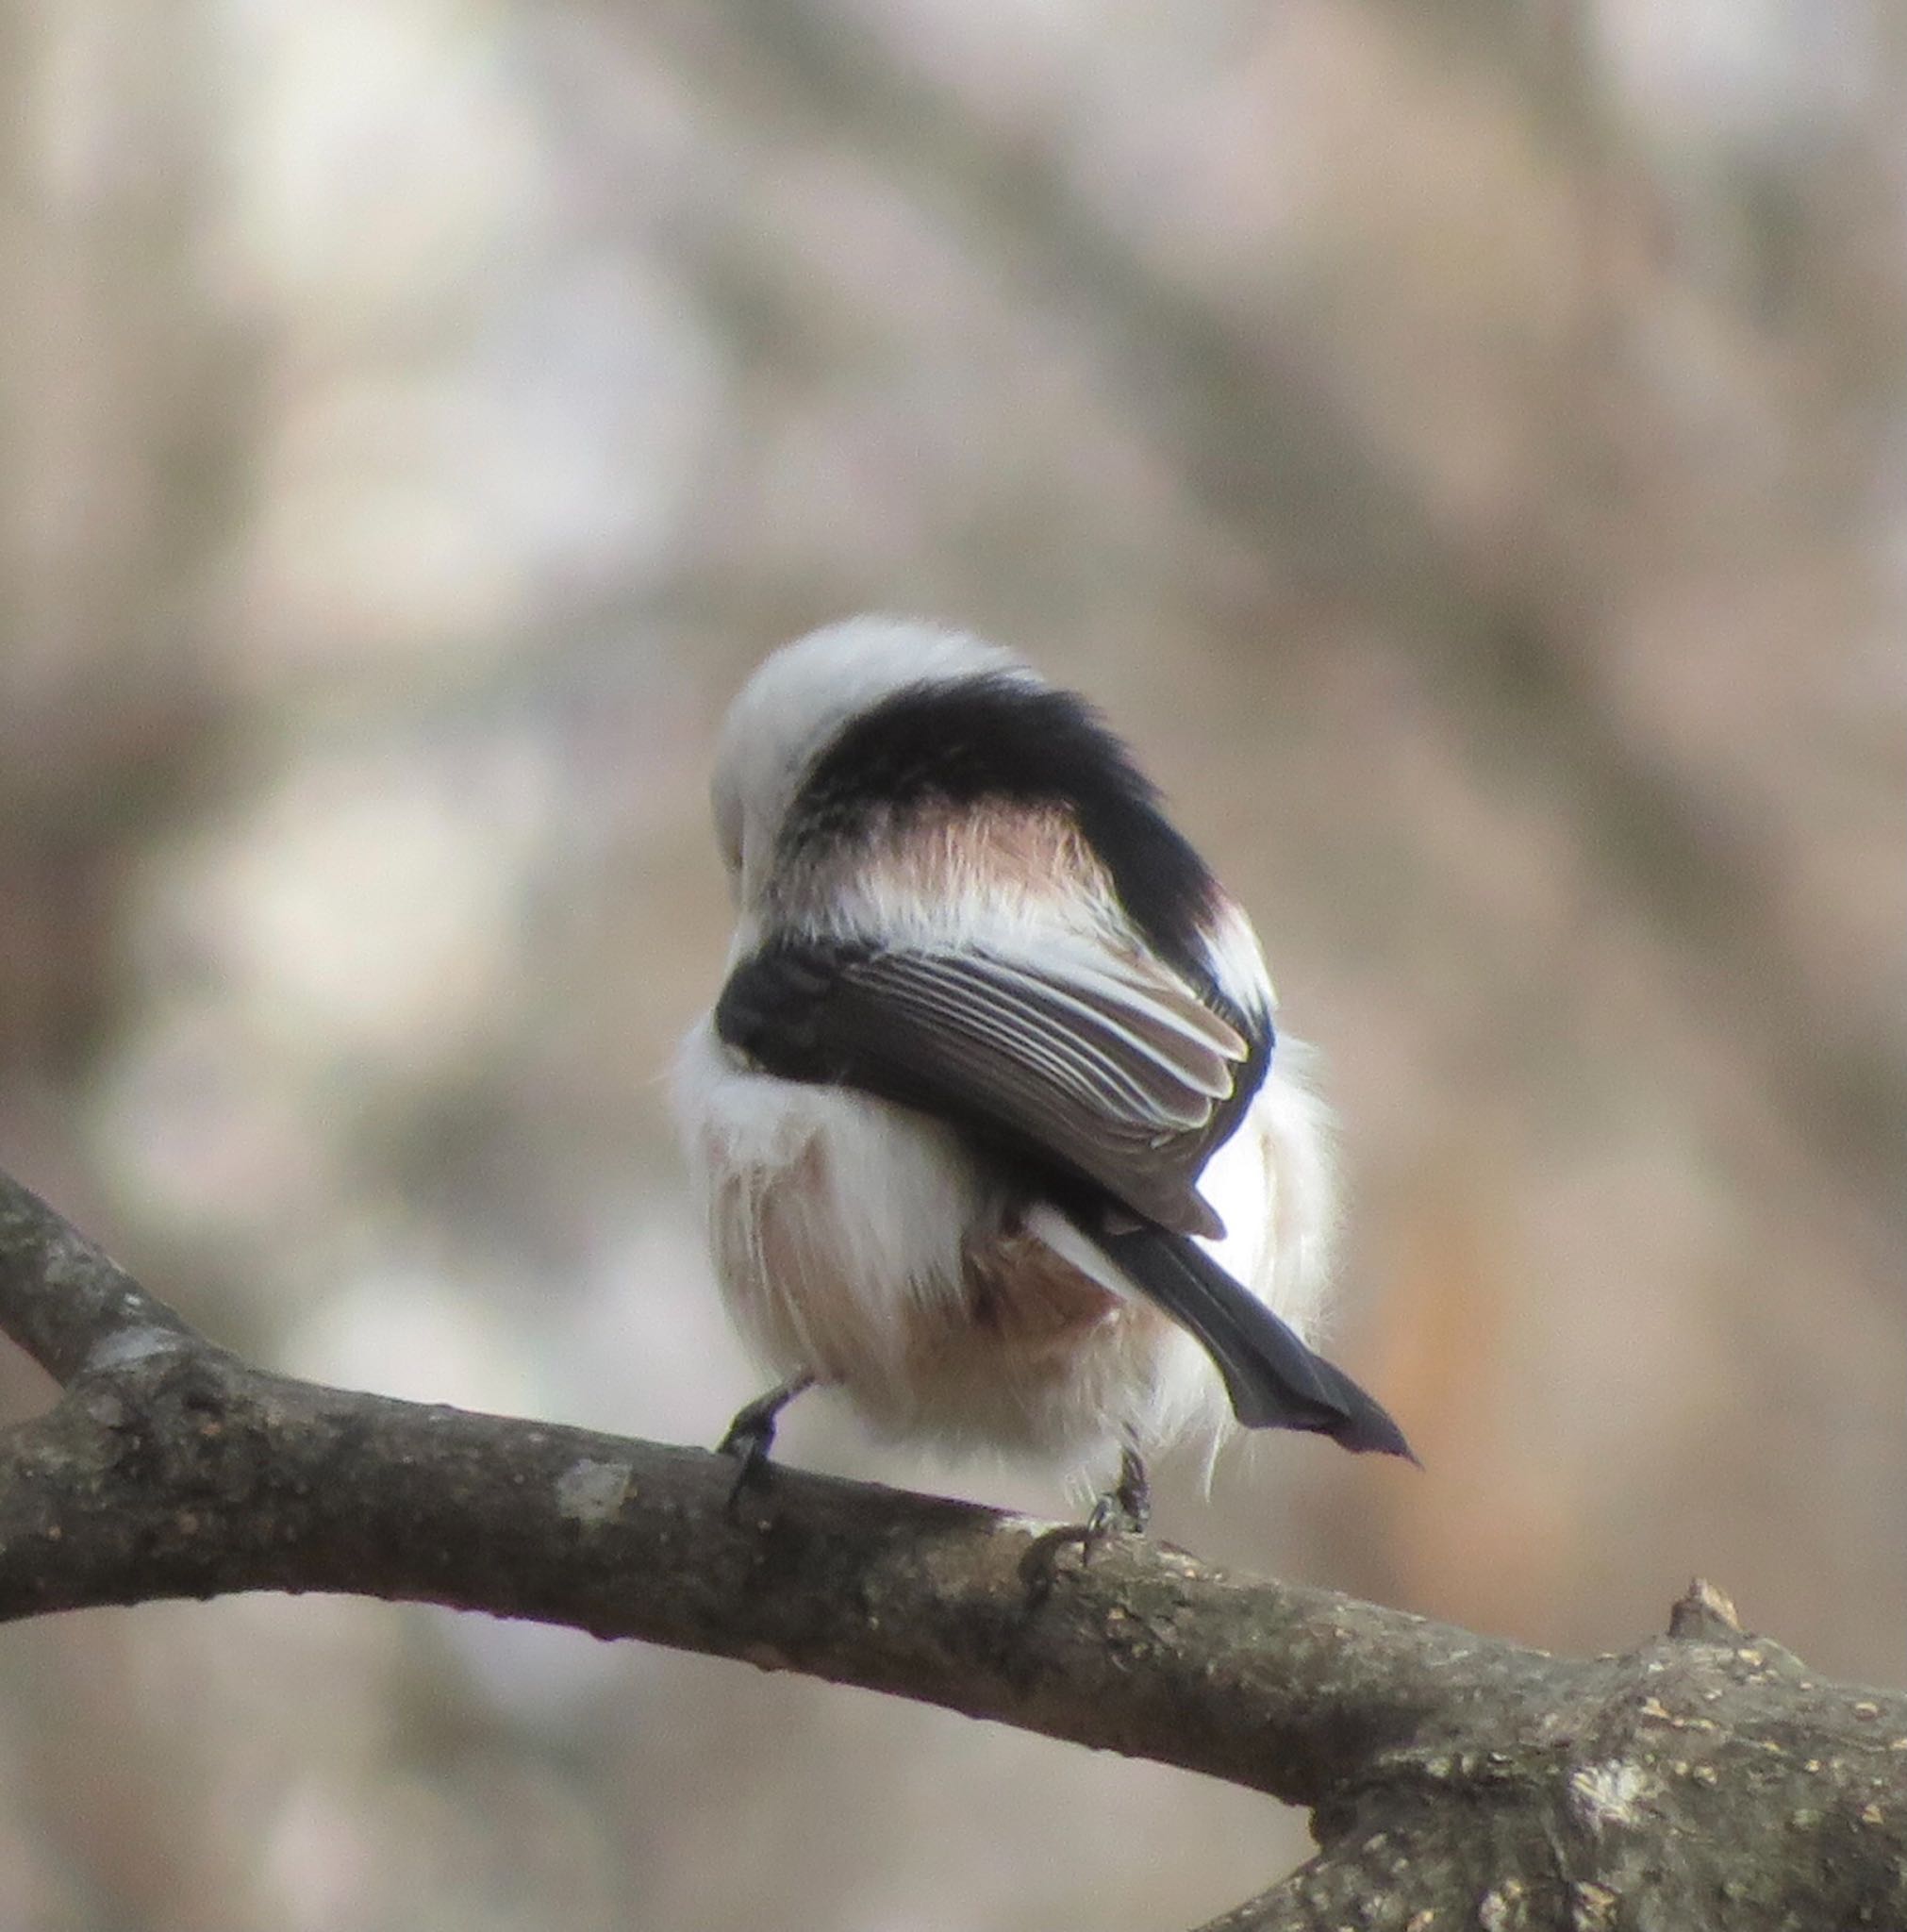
[2, 0, 1902, 1926]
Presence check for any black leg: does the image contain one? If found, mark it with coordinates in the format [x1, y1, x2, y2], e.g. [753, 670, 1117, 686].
[718, 1372, 816, 1509]
[1084, 1441, 1151, 1547]
[1020, 1440, 1153, 1601]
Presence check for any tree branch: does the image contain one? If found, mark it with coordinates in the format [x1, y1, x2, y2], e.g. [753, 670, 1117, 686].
[0, 1174, 199, 1384]
[1, 1163, 1901, 1928]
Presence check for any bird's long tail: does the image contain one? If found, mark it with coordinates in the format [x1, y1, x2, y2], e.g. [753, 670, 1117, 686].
[1090, 1224, 1416, 1460]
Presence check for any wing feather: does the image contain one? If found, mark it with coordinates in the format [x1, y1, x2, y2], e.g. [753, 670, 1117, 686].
[714, 935, 1262, 1236]
[878, 955, 1219, 1122]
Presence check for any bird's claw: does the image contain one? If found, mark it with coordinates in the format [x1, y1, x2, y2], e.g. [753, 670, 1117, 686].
[1081, 1442, 1151, 1555]
[1020, 1444, 1152, 1603]
[716, 1374, 816, 1520]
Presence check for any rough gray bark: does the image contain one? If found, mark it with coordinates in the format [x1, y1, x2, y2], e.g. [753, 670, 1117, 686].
[0, 1166, 1901, 1930]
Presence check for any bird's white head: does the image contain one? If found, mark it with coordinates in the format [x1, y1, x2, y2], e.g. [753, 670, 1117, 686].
[710, 616, 1030, 908]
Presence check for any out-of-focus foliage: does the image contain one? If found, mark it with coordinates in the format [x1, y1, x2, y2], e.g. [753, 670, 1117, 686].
[1, 2, 1901, 1926]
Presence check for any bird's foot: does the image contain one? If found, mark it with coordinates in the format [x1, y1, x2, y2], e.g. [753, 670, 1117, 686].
[1082, 1443, 1151, 1553]
[717, 1372, 816, 1517]
[1020, 1444, 1151, 1603]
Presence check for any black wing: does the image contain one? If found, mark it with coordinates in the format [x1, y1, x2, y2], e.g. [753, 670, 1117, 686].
[714, 934, 1256, 1237]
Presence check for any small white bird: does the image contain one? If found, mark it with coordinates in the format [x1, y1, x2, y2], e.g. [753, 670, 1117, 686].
[673, 617, 1411, 1523]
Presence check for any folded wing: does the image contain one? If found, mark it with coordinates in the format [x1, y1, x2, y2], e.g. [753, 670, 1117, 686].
[714, 934, 1254, 1237]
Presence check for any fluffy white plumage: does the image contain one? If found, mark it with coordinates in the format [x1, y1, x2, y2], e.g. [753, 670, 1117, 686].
[673, 617, 1342, 1482]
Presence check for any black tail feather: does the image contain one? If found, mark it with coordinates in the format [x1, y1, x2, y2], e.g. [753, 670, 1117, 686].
[1093, 1224, 1416, 1461]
